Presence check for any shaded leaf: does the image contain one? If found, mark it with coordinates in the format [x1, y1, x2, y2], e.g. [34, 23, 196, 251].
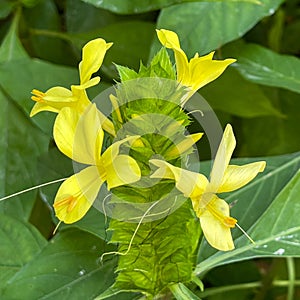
[24, 0, 74, 65]
[156, 0, 283, 55]
[0, 229, 117, 300]
[196, 152, 300, 275]
[200, 67, 282, 118]
[225, 42, 300, 93]
[0, 214, 47, 290]
[0, 1, 14, 19]
[238, 89, 300, 156]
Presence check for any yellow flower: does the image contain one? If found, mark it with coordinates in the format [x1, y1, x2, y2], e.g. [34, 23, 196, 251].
[165, 132, 203, 160]
[52, 103, 141, 224]
[156, 29, 236, 103]
[30, 38, 115, 136]
[150, 124, 266, 251]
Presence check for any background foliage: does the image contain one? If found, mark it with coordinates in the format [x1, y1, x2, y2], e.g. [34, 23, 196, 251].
[0, 0, 299, 299]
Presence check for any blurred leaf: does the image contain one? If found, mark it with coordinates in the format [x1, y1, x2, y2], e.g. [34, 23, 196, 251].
[25, 0, 75, 65]
[0, 214, 47, 290]
[0, 59, 78, 135]
[0, 1, 14, 19]
[0, 228, 117, 299]
[0, 89, 49, 220]
[282, 20, 300, 55]
[225, 42, 300, 93]
[238, 89, 300, 156]
[196, 152, 300, 275]
[66, 0, 120, 33]
[68, 21, 155, 79]
[200, 68, 282, 118]
[0, 8, 28, 62]
[170, 283, 201, 300]
[83, 0, 261, 14]
[155, 0, 283, 56]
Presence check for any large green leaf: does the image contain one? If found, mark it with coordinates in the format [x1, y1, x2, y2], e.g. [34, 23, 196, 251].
[0, 214, 47, 290]
[83, 0, 260, 14]
[156, 0, 283, 55]
[195, 152, 300, 276]
[0, 89, 49, 220]
[0, 228, 117, 300]
[224, 42, 300, 93]
[200, 68, 282, 118]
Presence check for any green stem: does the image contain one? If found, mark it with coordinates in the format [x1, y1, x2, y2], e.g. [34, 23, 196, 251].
[29, 28, 72, 42]
[286, 257, 295, 300]
[197, 279, 300, 298]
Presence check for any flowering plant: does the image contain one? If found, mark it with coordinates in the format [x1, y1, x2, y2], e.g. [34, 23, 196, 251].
[1, 2, 300, 300]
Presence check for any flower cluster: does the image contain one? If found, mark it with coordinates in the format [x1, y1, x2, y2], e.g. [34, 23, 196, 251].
[31, 29, 266, 251]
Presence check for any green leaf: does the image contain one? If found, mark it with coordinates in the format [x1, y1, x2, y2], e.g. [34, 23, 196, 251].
[24, 0, 74, 65]
[83, 0, 261, 14]
[0, 214, 47, 290]
[170, 283, 202, 300]
[224, 42, 300, 93]
[200, 68, 282, 118]
[0, 229, 117, 299]
[238, 89, 300, 156]
[0, 89, 49, 220]
[195, 152, 300, 276]
[0, 1, 14, 19]
[156, 0, 283, 55]
[0, 9, 28, 62]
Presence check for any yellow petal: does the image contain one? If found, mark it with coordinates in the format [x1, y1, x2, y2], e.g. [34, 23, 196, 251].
[30, 102, 59, 117]
[72, 103, 104, 164]
[30, 87, 75, 116]
[165, 132, 203, 159]
[208, 124, 236, 192]
[189, 56, 236, 91]
[72, 77, 100, 91]
[105, 154, 141, 190]
[101, 136, 140, 165]
[97, 109, 116, 137]
[79, 38, 113, 84]
[54, 104, 104, 164]
[53, 166, 103, 224]
[156, 29, 181, 49]
[217, 161, 266, 193]
[156, 29, 189, 82]
[150, 159, 208, 198]
[53, 107, 80, 160]
[199, 196, 235, 251]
